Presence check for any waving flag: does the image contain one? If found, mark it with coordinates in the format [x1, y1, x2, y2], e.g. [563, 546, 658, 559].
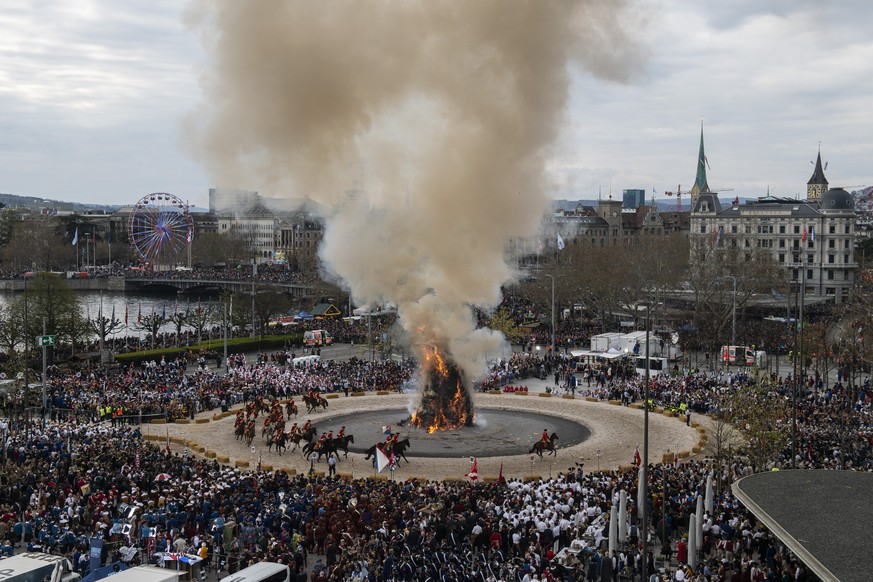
[375, 445, 390, 473]
[802, 226, 808, 243]
[634, 446, 641, 468]
[72, 227, 79, 246]
[382, 425, 392, 436]
[556, 233, 565, 251]
[466, 457, 479, 482]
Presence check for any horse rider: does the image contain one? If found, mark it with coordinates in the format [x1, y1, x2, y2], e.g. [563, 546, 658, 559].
[315, 432, 327, 451]
[337, 426, 346, 440]
[541, 429, 549, 445]
[302, 419, 312, 433]
[289, 422, 298, 436]
[327, 430, 333, 442]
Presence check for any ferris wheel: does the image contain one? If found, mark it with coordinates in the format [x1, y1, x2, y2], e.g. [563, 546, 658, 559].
[129, 193, 194, 265]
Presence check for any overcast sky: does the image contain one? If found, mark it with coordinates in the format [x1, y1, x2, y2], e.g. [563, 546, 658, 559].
[1, 0, 871, 208]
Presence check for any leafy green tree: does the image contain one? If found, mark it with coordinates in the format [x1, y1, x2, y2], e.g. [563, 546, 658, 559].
[487, 307, 523, 345]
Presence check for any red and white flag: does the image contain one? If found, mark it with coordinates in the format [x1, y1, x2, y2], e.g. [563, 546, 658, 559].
[466, 457, 479, 482]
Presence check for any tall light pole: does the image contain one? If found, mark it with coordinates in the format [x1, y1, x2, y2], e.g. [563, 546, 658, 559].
[251, 257, 256, 340]
[723, 275, 736, 345]
[641, 300, 651, 581]
[544, 274, 556, 354]
[791, 247, 800, 468]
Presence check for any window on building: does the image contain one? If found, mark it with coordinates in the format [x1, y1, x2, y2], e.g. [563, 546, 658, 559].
[745, 225, 752, 234]
[794, 225, 800, 234]
[807, 268, 813, 280]
[845, 224, 852, 234]
[827, 270, 834, 280]
[845, 239, 850, 249]
[829, 240, 835, 249]
[778, 254, 785, 263]
[826, 287, 835, 296]
[779, 225, 786, 234]
[700, 225, 706, 234]
[828, 254, 835, 264]
[829, 224, 836, 234]
[807, 253, 813, 263]
[779, 239, 785, 248]
[731, 225, 737, 234]
[844, 253, 850, 264]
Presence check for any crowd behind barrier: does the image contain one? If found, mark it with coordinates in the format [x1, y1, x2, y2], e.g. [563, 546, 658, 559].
[0, 418, 826, 582]
[0, 346, 868, 580]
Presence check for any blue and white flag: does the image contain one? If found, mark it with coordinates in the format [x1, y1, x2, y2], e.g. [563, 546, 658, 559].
[72, 227, 79, 246]
[556, 233, 565, 251]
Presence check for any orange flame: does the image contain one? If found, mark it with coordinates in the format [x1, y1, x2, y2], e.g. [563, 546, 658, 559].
[410, 345, 473, 432]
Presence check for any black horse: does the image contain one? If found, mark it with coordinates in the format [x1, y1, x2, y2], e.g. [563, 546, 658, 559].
[331, 434, 355, 458]
[287, 426, 317, 452]
[267, 431, 288, 455]
[302, 438, 335, 462]
[529, 432, 559, 458]
[365, 438, 412, 464]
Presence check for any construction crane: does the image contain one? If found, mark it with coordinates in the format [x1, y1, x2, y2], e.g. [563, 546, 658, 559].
[663, 185, 685, 212]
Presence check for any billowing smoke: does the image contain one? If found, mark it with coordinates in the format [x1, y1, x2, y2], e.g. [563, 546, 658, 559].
[187, 1, 641, 380]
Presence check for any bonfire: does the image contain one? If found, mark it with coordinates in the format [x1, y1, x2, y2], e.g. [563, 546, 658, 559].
[410, 345, 474, 433]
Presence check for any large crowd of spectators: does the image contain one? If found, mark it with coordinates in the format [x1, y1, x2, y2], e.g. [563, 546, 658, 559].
[0, 415, 824, 582]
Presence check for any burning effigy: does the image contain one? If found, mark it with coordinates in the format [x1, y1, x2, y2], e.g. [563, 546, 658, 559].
[409, 345, 474, 433]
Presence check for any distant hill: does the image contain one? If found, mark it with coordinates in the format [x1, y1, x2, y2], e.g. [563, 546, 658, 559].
[0, 192, 119, 212]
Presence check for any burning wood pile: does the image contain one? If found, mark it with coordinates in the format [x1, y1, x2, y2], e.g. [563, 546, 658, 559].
[409, 346, 474, 433]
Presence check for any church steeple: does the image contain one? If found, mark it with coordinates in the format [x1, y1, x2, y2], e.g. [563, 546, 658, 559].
[690, 121, 710, 203]
[807, 145, 828, 201]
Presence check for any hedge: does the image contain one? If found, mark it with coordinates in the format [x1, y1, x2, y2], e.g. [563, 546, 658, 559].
[113, 333, 303, 365]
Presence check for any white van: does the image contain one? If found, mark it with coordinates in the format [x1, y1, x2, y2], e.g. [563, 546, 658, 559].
[219, 562, 290, 582]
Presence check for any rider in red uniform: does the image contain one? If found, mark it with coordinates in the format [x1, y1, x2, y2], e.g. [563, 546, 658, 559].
[315, 433, 327, 450]
[337, 426, 345, 439]
[302, 420, 312, 433]
[289, 422, 298, 435]
[541, 429, 549, 444]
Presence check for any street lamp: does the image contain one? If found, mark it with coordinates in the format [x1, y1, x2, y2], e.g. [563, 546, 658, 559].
[790, 247, 801, 468]
[722, 275, 736, 346]
[544, 274, 556, 355]
[641, 299, 651, 581]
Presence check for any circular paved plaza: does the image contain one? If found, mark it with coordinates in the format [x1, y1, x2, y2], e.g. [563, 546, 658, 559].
[149, 391, 708, 481]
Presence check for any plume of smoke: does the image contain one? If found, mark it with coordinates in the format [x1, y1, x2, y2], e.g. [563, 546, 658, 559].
[187, 0, 641, 380]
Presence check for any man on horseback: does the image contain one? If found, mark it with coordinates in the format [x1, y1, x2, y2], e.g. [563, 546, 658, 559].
[541, 429, 549, 445]
[337, 426, 345, 440]
[289, 422, 298, 436]
[302, 419, 312, 433]
[314, 432, 327, 452]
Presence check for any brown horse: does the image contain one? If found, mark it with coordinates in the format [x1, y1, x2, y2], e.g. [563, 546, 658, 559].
[287, 426, 317, 452]
[303, 394, 329, 414]
[529, 432, 559, 458]
[285, 400, 298, 419]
